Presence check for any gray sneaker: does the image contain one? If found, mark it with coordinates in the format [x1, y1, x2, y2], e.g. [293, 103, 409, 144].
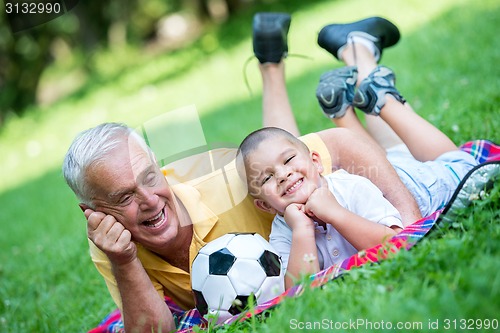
[353, 65, 405, 115]
[316, 66, 358, 118]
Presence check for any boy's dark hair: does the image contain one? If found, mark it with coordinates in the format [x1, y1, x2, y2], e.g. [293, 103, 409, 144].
[236, 127, 309, 180]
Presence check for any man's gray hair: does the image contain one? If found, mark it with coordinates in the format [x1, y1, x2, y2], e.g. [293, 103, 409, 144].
[62, 122, 147, 206]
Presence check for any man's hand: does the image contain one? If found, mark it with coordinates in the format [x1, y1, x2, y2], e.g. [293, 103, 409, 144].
[85, 209, 137, 265]
[84, 209, 176, 333]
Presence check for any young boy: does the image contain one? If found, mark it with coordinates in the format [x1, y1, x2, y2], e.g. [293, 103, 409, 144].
[252, 13, 479, 218]
[237, 127, 404, 288]
[241, 14, 480, 288]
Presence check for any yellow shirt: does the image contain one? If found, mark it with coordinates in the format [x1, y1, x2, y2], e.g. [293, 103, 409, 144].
[89, 133, 331, 310]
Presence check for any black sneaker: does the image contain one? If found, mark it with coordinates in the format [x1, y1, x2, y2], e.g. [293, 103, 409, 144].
[317, 17, 400, 61]
[316, 66, 358, 118]
[353, 65, 405, 115]
[253, 12, 291, 64]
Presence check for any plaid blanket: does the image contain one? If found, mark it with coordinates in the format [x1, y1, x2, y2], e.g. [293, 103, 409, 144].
[89, 140, 500, 333]
[88, 296, 208, 333]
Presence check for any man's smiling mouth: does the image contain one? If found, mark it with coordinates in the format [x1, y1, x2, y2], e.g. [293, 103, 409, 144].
[142, 207, 167, 228]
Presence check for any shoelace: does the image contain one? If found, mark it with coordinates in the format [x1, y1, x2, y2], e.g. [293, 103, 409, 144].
[242, 53, 313, 97]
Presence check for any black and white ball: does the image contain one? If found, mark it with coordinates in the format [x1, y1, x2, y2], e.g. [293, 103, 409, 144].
[191, 233, 284, 322]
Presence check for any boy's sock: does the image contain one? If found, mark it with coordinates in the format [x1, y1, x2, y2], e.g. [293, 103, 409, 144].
[338, 33, 380, 62]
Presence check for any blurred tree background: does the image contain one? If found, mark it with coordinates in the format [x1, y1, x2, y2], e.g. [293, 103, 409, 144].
[0, 0, 323, 126]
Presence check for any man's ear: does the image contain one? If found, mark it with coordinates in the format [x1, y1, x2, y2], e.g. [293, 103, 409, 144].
[79, 203, 96, 219]
[254, 199, 277, 215]
[79, 203, 90, 212]
[310, 151, 324, 174]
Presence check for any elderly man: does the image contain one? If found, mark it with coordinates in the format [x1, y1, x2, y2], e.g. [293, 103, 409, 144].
[63, 123, 418, 332]
[63, 16, 420, 333]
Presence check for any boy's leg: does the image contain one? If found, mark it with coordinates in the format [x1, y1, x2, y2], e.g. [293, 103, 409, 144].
[377, 98, 458, 161]
[315, 19, 422, 225]
[259, 62, 300, 136]
[348, 59, 457, 161]
[341, 43, 405, 150]
[253, 13, 300, 136]
[316, 18, 401, 151]
[318, 17, 458, 161]
[365, 118, 406, 151]
[316, 66, 372, 142]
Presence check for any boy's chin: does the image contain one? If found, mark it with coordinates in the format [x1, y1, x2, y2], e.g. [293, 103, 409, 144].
[296, 187, 315, 201]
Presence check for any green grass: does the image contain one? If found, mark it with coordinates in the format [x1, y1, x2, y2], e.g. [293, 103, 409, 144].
[0, 0, 499, 332]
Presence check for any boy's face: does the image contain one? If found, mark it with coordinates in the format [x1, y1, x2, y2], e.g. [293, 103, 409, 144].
[245, 136, 324, 215]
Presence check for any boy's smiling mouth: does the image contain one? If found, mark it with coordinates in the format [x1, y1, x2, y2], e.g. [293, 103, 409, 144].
[283, 178, 303, 196]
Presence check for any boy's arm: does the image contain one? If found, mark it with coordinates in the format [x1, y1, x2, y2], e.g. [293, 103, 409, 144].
[283, 204, 320, 290]
[305, 186, 402, 251]
[317, 128, 421, 226]
[323, 208, 401, 250]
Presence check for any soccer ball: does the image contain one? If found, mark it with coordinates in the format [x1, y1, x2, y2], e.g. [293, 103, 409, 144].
[191, 232, 285, 323]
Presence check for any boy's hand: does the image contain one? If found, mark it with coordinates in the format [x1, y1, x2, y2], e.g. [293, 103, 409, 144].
[284, 204, 315, 232]
[305, 186, 344, 223]
[85, 209, 137, 266]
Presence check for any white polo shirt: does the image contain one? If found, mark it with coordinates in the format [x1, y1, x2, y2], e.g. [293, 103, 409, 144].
[269, 169, 403, 271]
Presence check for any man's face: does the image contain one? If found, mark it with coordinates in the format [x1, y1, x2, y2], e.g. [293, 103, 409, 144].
[86, 136, 182, 250]
[245, 136, 323, 215]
